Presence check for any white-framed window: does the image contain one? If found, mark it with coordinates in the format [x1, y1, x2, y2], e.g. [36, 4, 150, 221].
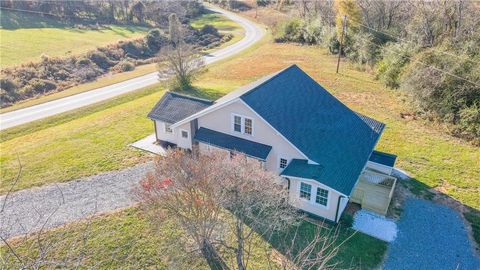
[233, 115, 242, 132]
[279, 158, 288, 169]
[181, 130, 189, 138]
[165, 123, 173, 133]
[244, 118, 253, 135]
[231, 114, 254, 135]
[315, 187, 329, 206]
[299, 182, 312, 200]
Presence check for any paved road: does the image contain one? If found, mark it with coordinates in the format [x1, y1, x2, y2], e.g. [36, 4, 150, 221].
[0, 6, 264, 130]
[0, 162, 152, 239]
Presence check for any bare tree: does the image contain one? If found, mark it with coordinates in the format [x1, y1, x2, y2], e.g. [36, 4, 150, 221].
[136, 149, 341, 269]
[158, 42, 205, 91]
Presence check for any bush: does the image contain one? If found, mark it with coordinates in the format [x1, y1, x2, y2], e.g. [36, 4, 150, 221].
[200, 24, 220, 37]
[113, 60, 135, 72]
[19, 78, 57, 98]
[76, 57, 93, 67]
[347, 32, 379, 66]
[87, 50, 115, 70]
[275, 18, 304, 43]
[145, 28, 167, 52]
[376, 42, 415, 88]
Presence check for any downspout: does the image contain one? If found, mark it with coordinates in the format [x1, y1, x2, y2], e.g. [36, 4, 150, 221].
[153, 120, 158, 142]
[335, 195, 346, 223]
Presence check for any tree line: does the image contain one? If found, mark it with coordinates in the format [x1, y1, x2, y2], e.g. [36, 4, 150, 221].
[0, 0, 204, 26]
[271, 0, 479, 143]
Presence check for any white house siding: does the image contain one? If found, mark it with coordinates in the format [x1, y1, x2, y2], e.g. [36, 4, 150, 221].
[198, 142, 266, 168]
[287, 177, 344, 222]
[154, 120, 192, 149]
[196, 100, 306, 172]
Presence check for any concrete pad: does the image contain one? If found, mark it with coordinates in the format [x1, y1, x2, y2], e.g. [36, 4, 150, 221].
[130, 133, 166, 155]
[353, 209, 397, 242]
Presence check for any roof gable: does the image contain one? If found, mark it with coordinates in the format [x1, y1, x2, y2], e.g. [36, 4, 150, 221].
[239, 65, 385, 195]
[148, 91, 214, 123]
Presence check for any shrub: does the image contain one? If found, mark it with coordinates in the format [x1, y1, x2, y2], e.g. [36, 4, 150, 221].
[76, 57, 93, 67]
[87, 50, 115, 70]
[200, 24, 220, 37]
[376, 42, 415, 88]
[302, 18, 323, 44]
[113, 60, 135, 72]
[0, 77, 18, 93]
[19, 78, 57, 98]
[275, 18, 304, 42]
[347, 32, 379, 66]
[145, 28, 167, 52]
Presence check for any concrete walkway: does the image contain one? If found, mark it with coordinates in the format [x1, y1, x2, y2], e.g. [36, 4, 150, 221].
[0, 162, 152, 239]
[383, 198, 480, 270]
[353, 210, 397, 242]
[130, 133, 166, 155]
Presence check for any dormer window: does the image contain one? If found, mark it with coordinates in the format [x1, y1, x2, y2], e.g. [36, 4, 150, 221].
[244, 118, 253, 135]
[233, 115, 242, 132]
[231, 114, 254, 135]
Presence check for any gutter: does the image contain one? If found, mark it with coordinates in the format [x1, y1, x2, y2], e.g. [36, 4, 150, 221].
[335, 195, 346, 223]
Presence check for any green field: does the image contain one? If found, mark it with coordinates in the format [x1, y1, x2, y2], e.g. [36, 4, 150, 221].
[0, 9, 149, 67]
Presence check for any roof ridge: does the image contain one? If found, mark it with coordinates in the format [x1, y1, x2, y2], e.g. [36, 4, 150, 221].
[239, 64, 298, 98]
[167, 91, 214, 104]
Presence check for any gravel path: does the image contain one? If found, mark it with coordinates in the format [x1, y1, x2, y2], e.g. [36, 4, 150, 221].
[0, 162, 152, 239]
[383, 198, 480, 270]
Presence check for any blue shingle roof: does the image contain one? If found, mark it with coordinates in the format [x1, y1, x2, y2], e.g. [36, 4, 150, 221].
[239, 65, 385, 195]
[281, 159, 324, 181]
[369, 150, 397, 167]
[148, 91, 214, 123]
[193, 127, 272, 160]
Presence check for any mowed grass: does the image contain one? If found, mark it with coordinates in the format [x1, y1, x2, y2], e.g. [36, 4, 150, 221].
[1, 207, 387, 269]
[0, 9, 149, 67]
[0, 85, 163, 193]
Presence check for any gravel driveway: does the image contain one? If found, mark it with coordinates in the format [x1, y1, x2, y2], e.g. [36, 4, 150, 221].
[0, 162, 152, 239]
[383, 198, 480, 270]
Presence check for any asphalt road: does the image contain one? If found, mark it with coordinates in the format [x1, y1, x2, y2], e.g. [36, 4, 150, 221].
[0, 6, 264, 130]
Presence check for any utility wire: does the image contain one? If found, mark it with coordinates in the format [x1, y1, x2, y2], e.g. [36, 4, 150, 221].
[348, 17, 478, 65]
[354, 34, 480, 87]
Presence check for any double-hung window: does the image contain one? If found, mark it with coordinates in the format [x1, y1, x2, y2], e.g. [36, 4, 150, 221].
[233, 115, 242, 132]
[244, 118, 253, 135]
[232, 114, 253, 135]
[315, 187, 329, 206]
[181, 130, 188, 138]
[299, 182, 312, 200]
[165, 123, 173, 133]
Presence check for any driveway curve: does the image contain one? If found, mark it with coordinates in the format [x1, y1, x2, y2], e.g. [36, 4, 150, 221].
[0, 6, 264, 130]
[383, 198, 480, 270]
[0, 162, 152, 239]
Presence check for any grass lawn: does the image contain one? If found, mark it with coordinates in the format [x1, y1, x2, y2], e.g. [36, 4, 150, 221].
[0, 9, 150, 67]
[1, 207, 387, 269]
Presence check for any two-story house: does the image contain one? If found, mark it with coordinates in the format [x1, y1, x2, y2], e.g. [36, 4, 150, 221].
[147, 65, 397, 222]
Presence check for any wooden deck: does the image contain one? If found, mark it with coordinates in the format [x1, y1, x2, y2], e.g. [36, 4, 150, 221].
[350, 169, 397, 215]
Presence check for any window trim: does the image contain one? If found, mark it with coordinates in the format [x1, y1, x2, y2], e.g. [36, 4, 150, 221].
[297, 180, 330, 209]
[279, 157, 288, 169]
[164, 123, 173, 134]
[180, 129, 189, 139]
[231, 113, 254, 136]
[299, 182, 312, 202]
[315, 187, 329, 208]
